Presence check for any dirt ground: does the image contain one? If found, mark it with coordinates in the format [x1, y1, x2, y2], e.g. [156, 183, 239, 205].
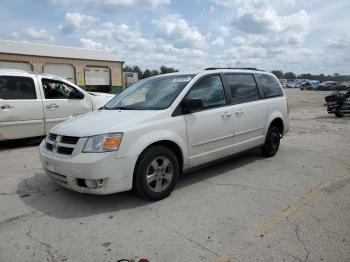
[0, 89, 349, 262]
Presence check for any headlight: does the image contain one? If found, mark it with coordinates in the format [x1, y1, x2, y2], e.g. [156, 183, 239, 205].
[83, 133, 123, 153]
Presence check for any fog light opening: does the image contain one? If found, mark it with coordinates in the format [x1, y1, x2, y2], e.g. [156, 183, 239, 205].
[85, 179, 98, 189]
[77, 178, 105, 189]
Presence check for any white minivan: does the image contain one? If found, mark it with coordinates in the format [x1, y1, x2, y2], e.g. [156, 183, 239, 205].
[39, 68, 289, 200]
[0, 69, 114, 141]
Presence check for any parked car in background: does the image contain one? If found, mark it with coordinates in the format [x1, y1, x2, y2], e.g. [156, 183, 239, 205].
[318, 81, 338, 91]
[39, 68, 289, 200]
[0, 69, 114, 141]
[336, 82, 350, 91]
[286, 80, 298, 88]
[279, 79, 287, 88]
[300, 80, 320, 90]
[325, 91, 350, 117]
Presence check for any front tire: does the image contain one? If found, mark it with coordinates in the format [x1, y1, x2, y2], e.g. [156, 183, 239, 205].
[335, 110, 344, 118]
[134, 145, 179, 200]
[261, 125, 280, 157]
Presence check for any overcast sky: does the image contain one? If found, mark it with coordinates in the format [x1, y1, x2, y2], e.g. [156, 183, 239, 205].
[1, 0, 349, 74]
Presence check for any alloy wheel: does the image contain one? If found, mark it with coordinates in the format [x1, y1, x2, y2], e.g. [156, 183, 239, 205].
[146, 156, 174, 193]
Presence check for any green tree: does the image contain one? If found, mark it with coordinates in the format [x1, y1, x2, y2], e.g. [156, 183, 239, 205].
[298, 73, 312, 80]
[160, 65, 178, 74]
[271, 70, 283, 79]
[132, 66, 143, 79]
[142, 69, 152, 79]
[151, 69, 159, 76]
[283, 72, 296, 79]
[123, 65, 134, 72]
[123, 65, 179, 79]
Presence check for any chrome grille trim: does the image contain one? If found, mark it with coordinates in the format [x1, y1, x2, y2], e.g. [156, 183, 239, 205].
[48, 133, 57, 141]
[60, 136, 79, 145]
[45, 133, 82, 156]
[56, 147, 74, 155]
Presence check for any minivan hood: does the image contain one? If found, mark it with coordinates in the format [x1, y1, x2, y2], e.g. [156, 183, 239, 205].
[51, 110, 164, 137]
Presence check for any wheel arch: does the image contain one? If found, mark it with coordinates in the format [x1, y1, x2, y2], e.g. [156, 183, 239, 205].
[265, 113, 285, 138]
[132, 139, 185, 188]
[140, 140, 184, 171]
[270, 118, 284, 136]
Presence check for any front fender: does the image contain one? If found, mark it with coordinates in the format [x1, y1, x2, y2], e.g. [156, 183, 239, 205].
[120, 128, 189, 168]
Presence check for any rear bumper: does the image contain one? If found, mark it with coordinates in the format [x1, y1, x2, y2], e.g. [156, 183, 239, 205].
[39, 141, 138, 195]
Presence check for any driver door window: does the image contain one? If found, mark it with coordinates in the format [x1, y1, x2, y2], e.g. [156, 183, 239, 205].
[42, 79, 82, 99]
[186, 75, 226, 109]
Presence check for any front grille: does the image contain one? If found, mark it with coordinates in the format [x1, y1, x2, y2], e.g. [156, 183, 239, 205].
[48, 133, 57, 141]
[46, 143, 53, 151]
[56, 146, 74, 155]
[45, 133, 80, 156]
[60, 136, 79, 145]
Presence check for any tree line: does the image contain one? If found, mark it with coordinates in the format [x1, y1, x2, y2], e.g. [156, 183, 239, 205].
[124, 66, 350, 82]
[271, 70, 350, 82]
[123, 65, 178, 79]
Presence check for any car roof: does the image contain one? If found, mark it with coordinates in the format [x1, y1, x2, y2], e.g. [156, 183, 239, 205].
[201, 68, 269, 75]
[151, 68, 272, 79]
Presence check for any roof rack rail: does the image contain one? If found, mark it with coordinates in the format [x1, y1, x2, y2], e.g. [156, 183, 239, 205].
[205, 67, 264, 71]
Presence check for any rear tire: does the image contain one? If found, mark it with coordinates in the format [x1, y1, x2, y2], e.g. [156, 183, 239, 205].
[134, 145, 179, 200]
[261, 125, 280, 157]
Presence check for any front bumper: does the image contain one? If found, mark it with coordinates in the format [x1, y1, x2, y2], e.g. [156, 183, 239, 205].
[327, 105, 338, 113]
[39, 141, 137, 195]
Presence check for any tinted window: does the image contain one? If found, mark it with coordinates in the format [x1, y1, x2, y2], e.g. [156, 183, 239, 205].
[42, 79, 82, 99]
[225, 74, 259, 104]
[255, 74, 283, 98]
[186, 75, 226, 109]
[0, 76, 36, 100]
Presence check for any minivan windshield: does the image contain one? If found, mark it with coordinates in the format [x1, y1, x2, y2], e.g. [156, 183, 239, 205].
[104, 74, 195, 110]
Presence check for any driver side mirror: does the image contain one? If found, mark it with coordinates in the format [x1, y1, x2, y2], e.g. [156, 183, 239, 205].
[181, 98, 203, 113]
[68, 90, 84, 99]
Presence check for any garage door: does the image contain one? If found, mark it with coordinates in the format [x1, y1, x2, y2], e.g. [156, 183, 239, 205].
[0, 61, 32, 71]
[43, 64, 75, 83]
[85, 67, 110, 86]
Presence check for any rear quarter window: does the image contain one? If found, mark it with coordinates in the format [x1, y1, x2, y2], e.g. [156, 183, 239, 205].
[0, 75, 36, 100]
[255, 74, 283, 98]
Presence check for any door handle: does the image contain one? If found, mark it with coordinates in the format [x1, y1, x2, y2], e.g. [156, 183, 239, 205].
[221, 112, 232, 118]
[1, 104, 14, 111]
[235, 109, 244, 116]
[46, 103, 59, 110]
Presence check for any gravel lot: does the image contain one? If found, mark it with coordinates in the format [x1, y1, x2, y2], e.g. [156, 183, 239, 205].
[0, 89, 349, 262]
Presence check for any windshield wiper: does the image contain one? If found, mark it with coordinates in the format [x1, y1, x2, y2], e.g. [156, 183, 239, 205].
[101, 106, 159, 110]
[107, 106, 139, 110]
